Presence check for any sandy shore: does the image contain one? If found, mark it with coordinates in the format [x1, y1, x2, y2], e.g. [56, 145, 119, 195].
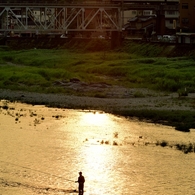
[0, 88, 194, 112]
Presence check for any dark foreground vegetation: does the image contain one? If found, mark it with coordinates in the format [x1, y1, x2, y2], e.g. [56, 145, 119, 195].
[0, 39, 195, 132]
[111, 109, 195, 133]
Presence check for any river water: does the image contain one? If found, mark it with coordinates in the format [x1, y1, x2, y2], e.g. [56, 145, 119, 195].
[0, 100, 195, 195]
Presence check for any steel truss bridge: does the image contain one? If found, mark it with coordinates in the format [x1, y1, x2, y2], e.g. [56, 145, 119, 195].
[0, 2, 122, 35]
[0, 1, 178, 35]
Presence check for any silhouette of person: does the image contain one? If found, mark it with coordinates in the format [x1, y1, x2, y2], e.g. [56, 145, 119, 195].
[76, 171, 85, 195]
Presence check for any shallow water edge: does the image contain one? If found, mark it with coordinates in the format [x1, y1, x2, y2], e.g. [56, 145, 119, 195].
[0, 100, 195, 195]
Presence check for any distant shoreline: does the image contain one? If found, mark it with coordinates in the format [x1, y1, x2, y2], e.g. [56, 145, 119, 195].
[0, 88, 194, 112]
[1, 88, 195, 131]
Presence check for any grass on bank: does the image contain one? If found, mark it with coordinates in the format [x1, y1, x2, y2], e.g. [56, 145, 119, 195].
[110, 109, 195, 132]
[0, 42, 195, 132]
[0, 47, 195, 94]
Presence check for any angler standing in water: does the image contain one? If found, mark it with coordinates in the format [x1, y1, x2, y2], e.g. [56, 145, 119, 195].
[76, 172, 85, 195]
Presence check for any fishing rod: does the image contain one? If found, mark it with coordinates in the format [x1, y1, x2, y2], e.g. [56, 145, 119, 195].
[0, 160, 76, 183]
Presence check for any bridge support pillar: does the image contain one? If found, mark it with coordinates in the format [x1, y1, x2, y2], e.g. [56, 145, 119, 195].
[111, 31, 122, 49]
[156, 6, 165, 35]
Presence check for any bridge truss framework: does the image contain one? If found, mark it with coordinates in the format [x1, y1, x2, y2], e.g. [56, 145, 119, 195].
[0, 1, 179, 37]
[0, 3, 122, 35]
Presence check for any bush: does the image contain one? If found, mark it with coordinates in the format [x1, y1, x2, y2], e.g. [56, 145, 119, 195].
[133, 91, 145, 98]
[157, 78, 180, 92]
[177, 88, 188, 97]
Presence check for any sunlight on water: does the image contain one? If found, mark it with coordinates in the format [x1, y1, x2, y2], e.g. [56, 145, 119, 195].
[81, 145, 113, 194]
[1, 101, 195, 195]
[79, 111, 109, 126]
[61, 110, 125, 194]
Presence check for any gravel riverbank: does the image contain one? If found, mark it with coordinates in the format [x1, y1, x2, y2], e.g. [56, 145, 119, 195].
[0, 88, 194, 112]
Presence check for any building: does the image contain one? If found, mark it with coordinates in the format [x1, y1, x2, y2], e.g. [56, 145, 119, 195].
[165, 10, 179, 33]
[123, 11, 179, 38]
[122, 0, 179, 37]
[176, 32, 195, 43]
[179, 0, 195, 32]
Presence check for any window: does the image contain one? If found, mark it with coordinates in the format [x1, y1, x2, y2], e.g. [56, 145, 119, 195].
[182, 3, 188, 9]
[182, 18, 189, 24]
[143, 11, 151, 15]
[166, 11, 176, 15]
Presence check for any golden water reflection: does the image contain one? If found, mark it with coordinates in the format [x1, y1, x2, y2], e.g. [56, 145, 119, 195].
[1, 102, 195, 195]
[79, 111, 110, 126]
[68, 110, 122, 194]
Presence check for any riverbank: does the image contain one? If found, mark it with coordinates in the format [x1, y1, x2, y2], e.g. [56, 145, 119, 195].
[1, 88, 195, 131]
[1, 88, 195, 111]
[4, 37, 195, 57]
[1, 42, 195, 131]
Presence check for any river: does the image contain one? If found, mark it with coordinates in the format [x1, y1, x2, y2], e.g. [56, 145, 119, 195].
[0, 100, 195, 195]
